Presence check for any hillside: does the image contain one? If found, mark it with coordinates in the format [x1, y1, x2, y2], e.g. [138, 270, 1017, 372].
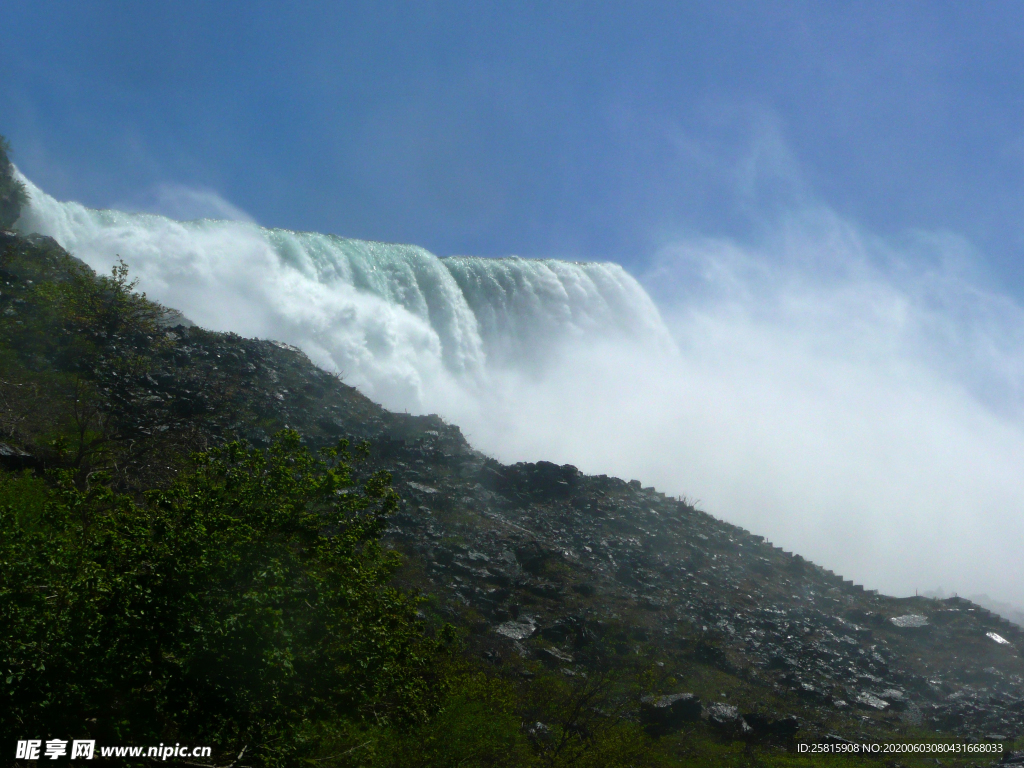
[2, 221, 1023, 765]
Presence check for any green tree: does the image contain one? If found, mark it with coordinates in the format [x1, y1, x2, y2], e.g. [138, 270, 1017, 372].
[1, 431, 450, 766]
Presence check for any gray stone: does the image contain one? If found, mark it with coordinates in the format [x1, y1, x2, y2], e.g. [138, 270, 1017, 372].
[0, 442, 35, 470]
[495, 617, 536, 641]
[407, 481, 439, 494]
[538, 647, 574, 666]
[854, 692, 890, 711]
[878, 688, 907, 711]
[707, 703, 753, 736]
[707, 703, 741, 723]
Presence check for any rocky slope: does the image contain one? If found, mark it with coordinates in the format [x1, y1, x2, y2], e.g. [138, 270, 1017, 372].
[3, 228, 1023, 761]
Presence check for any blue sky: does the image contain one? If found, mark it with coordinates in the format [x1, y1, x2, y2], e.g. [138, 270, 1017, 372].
[4, 2, 1024, 287]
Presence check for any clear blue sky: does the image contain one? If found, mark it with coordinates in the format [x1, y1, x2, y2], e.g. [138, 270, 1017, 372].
[4, 2, 1024, 288]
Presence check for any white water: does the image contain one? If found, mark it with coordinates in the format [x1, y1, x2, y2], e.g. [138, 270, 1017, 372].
[15, 174, 1024, 610]
[15, 175, 672, 415]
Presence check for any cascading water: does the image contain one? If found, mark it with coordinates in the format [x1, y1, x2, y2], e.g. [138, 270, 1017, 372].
[14, 173, 675, 416]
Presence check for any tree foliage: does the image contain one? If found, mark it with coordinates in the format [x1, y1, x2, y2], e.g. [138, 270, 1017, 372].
[1, 432, 451, 766]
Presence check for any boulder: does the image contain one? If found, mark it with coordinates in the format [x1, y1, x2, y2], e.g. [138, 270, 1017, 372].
[0, 442, 36, 471]
[640, 693, 702, 734]
[854, 691, 890, 711]
[742, 713, 800, 741]
[878, 688, 908, 711]
[706, 703, 753, 737]
[494, 617, 536, 641]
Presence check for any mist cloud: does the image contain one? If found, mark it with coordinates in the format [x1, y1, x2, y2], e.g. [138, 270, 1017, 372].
[638, 211, 1024, 604]
[119, 183, 257, 223]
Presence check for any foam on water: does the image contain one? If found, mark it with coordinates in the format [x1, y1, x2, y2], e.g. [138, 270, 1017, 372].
[15, 173, 672, 414]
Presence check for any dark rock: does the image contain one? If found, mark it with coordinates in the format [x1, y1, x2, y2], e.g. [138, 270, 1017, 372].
[538, 647, 573, 666]
[742, 713, 800, 741]
[640, 693, 702, 734]
[0, 442, 37, 470]
[878, 688, 908, 711]
[489, 460, 580, 500]
[767, 654, 796, 670]
[707, 702, 741, 725]
[854, 692, 890, 711]
[539, 616, 590, 646]
[706, 703, 752, 737]
[515, 541, 554, 574]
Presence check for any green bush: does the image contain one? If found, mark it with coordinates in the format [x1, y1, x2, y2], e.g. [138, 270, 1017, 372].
[0, 432, 451, 766]
[375, 669, 529, 768]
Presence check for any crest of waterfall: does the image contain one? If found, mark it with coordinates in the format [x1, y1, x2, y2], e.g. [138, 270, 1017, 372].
[14, 173, 674, 414]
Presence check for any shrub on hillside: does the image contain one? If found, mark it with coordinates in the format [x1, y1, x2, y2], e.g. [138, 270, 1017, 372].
[0, 431, 452, 766]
